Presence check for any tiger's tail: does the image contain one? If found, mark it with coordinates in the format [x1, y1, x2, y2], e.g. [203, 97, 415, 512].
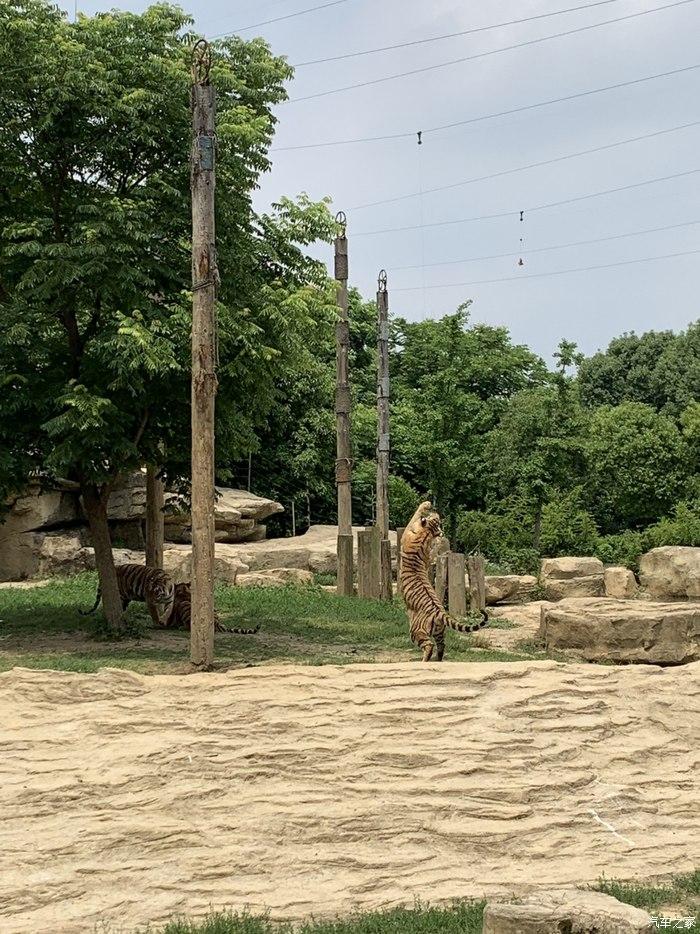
[79, 588, 102, 616]
[447, 608, 489, 632]
[216, 622, 261, 635]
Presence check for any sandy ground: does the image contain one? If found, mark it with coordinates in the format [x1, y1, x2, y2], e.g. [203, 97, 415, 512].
[1, 661, 698, 934]
[486, 602, 549, 650]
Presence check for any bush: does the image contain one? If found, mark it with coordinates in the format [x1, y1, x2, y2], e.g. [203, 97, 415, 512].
[594, 530, 647, 570]
[456, 509, 539, 573]
[539, 490, 600, 556]
[645, 501, 700, 548]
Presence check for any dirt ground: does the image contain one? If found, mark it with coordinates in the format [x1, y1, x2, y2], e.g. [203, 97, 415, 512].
[1, 660, 698, 933]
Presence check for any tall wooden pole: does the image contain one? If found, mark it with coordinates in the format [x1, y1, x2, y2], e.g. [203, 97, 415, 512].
[376, 270, 392, 600]
[145, 464, 164, 570]
[334, 211, 354, 596]
[190, 41, 217, 669]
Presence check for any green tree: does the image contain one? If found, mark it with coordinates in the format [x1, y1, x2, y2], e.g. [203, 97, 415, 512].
[577, 323, 700, 417]
[389, 304, 546, 542]
[583, 403, 689, 533]
[482, 340, 588, 549]
[0, 1, 335, 629]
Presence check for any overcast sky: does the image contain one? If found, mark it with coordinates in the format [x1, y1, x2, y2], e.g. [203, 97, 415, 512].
[59, 0, 700, 362]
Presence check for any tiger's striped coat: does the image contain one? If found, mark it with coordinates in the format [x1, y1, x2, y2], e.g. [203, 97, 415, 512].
[81, 563, 175, 626]
[400, 501, 488, 661]
[164, 582, 260, 635]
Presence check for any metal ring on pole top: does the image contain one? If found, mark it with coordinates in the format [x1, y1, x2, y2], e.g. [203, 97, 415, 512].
[192, 39, 212, 85]
[378, 269, 388, 292]
[335, 210, 347, 234]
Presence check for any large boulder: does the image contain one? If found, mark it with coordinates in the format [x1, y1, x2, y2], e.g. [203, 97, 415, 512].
[605, 566, 638, 599]
[639, 546, 700, 600]
[0, 484, 81, 581]
[223, 525, 397, 575]
[163, 487, 283, 544]
[540, 556, 605, 600]
[484, 574, 537, 605]
[483, 890, 653, 934]
[162, 544, 250, 584]
[236, 568, 314, 588]
[539, 597, 700, 664]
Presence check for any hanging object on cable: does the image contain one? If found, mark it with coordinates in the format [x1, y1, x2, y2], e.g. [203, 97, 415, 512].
[518, 209, 525, 266]
[417, 130, 422, 145]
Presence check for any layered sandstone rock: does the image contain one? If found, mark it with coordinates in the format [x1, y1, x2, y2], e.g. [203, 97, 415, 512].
[539, 597, 700, 664]
[484, 574, 537, 605]
[540, 556, 605, 600]
[236, 568, 314, 587]
[483, 890, 653, 934]
[639, 546, 700, 600]
[604, 566, 638, 599]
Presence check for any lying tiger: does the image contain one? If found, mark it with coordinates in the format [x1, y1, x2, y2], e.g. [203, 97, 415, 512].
[164, 582, 260, 635]
[401, 501, 488, 661]
[81, 563, 175, 626]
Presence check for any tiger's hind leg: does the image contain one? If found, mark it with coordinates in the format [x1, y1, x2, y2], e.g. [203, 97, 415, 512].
[412, 629, 435, 661]
[434, 626, 445, 662]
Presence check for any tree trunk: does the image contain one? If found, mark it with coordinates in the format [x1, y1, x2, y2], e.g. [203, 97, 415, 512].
[145, 464, 165, 570]
[82, 484, 123, 633]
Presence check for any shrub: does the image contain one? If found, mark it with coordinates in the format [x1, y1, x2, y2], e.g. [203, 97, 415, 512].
[539, 490, 600, 556]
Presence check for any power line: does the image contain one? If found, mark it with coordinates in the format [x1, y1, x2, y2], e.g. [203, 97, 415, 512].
[391, 219, 700, 270]
[390, 248, 700, 291]
[210, 0, 351, 39]
[354, 167, 700, 237]
[273, 62, 700, 152]
[294, 0, 625, 67]
[351, 119, 700, 210]
[286, 0, 697, 103]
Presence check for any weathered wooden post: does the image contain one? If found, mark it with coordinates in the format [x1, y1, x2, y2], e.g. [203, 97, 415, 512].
[435, 552, 448, 607]
[334, 211, 353, 596]
[357, 527, 381, 599]
[376, 269, 392, 600]
[467, 554, 487, 614]
[145, 465, 164, 570]
[190, 40, 217, 669]
[447, 552, 467, 617]
[396, 526, 405, 596]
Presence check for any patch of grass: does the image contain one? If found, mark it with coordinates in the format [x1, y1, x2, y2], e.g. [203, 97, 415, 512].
[485, 617, 519, 630]
[314, 572, 337, 587]
[0, 575, 540, 674]
[155, 901, 485, 934]
[592, 870, 700, 922]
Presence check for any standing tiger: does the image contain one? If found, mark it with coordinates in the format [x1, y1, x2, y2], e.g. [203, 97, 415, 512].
[164, 582, 260, 635]
[80, 563, 175, 626]
[400, 501, 488, 661]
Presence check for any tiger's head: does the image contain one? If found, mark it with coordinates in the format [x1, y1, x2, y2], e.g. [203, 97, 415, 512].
[152, 572, 175, 605]
[401, 500, 443, 557]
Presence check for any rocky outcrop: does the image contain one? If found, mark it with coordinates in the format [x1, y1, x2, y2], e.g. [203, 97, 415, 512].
[484, 574, 537, 605]
[539, 597, 700, 664]
[540, 556, 605, 600]
[163, 487, 283, 544]
[221, 525, 397, 576]
[604, 566, 638, 599]
[1, 662, 697, 932]
[0, 475, 284, 581]
[483, 891, 653, 934]
[162, 544, 249, 585]
[639, 546, 700, 600]
[236, 568, 314, 588]
[0, 484, 81, 581]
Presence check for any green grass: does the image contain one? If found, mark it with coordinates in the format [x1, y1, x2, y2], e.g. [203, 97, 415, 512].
[0, 573, 539, 673]
[149, 900, 485, 934]
[592, 870, 700, 918]
[144, 872, 700, 934]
